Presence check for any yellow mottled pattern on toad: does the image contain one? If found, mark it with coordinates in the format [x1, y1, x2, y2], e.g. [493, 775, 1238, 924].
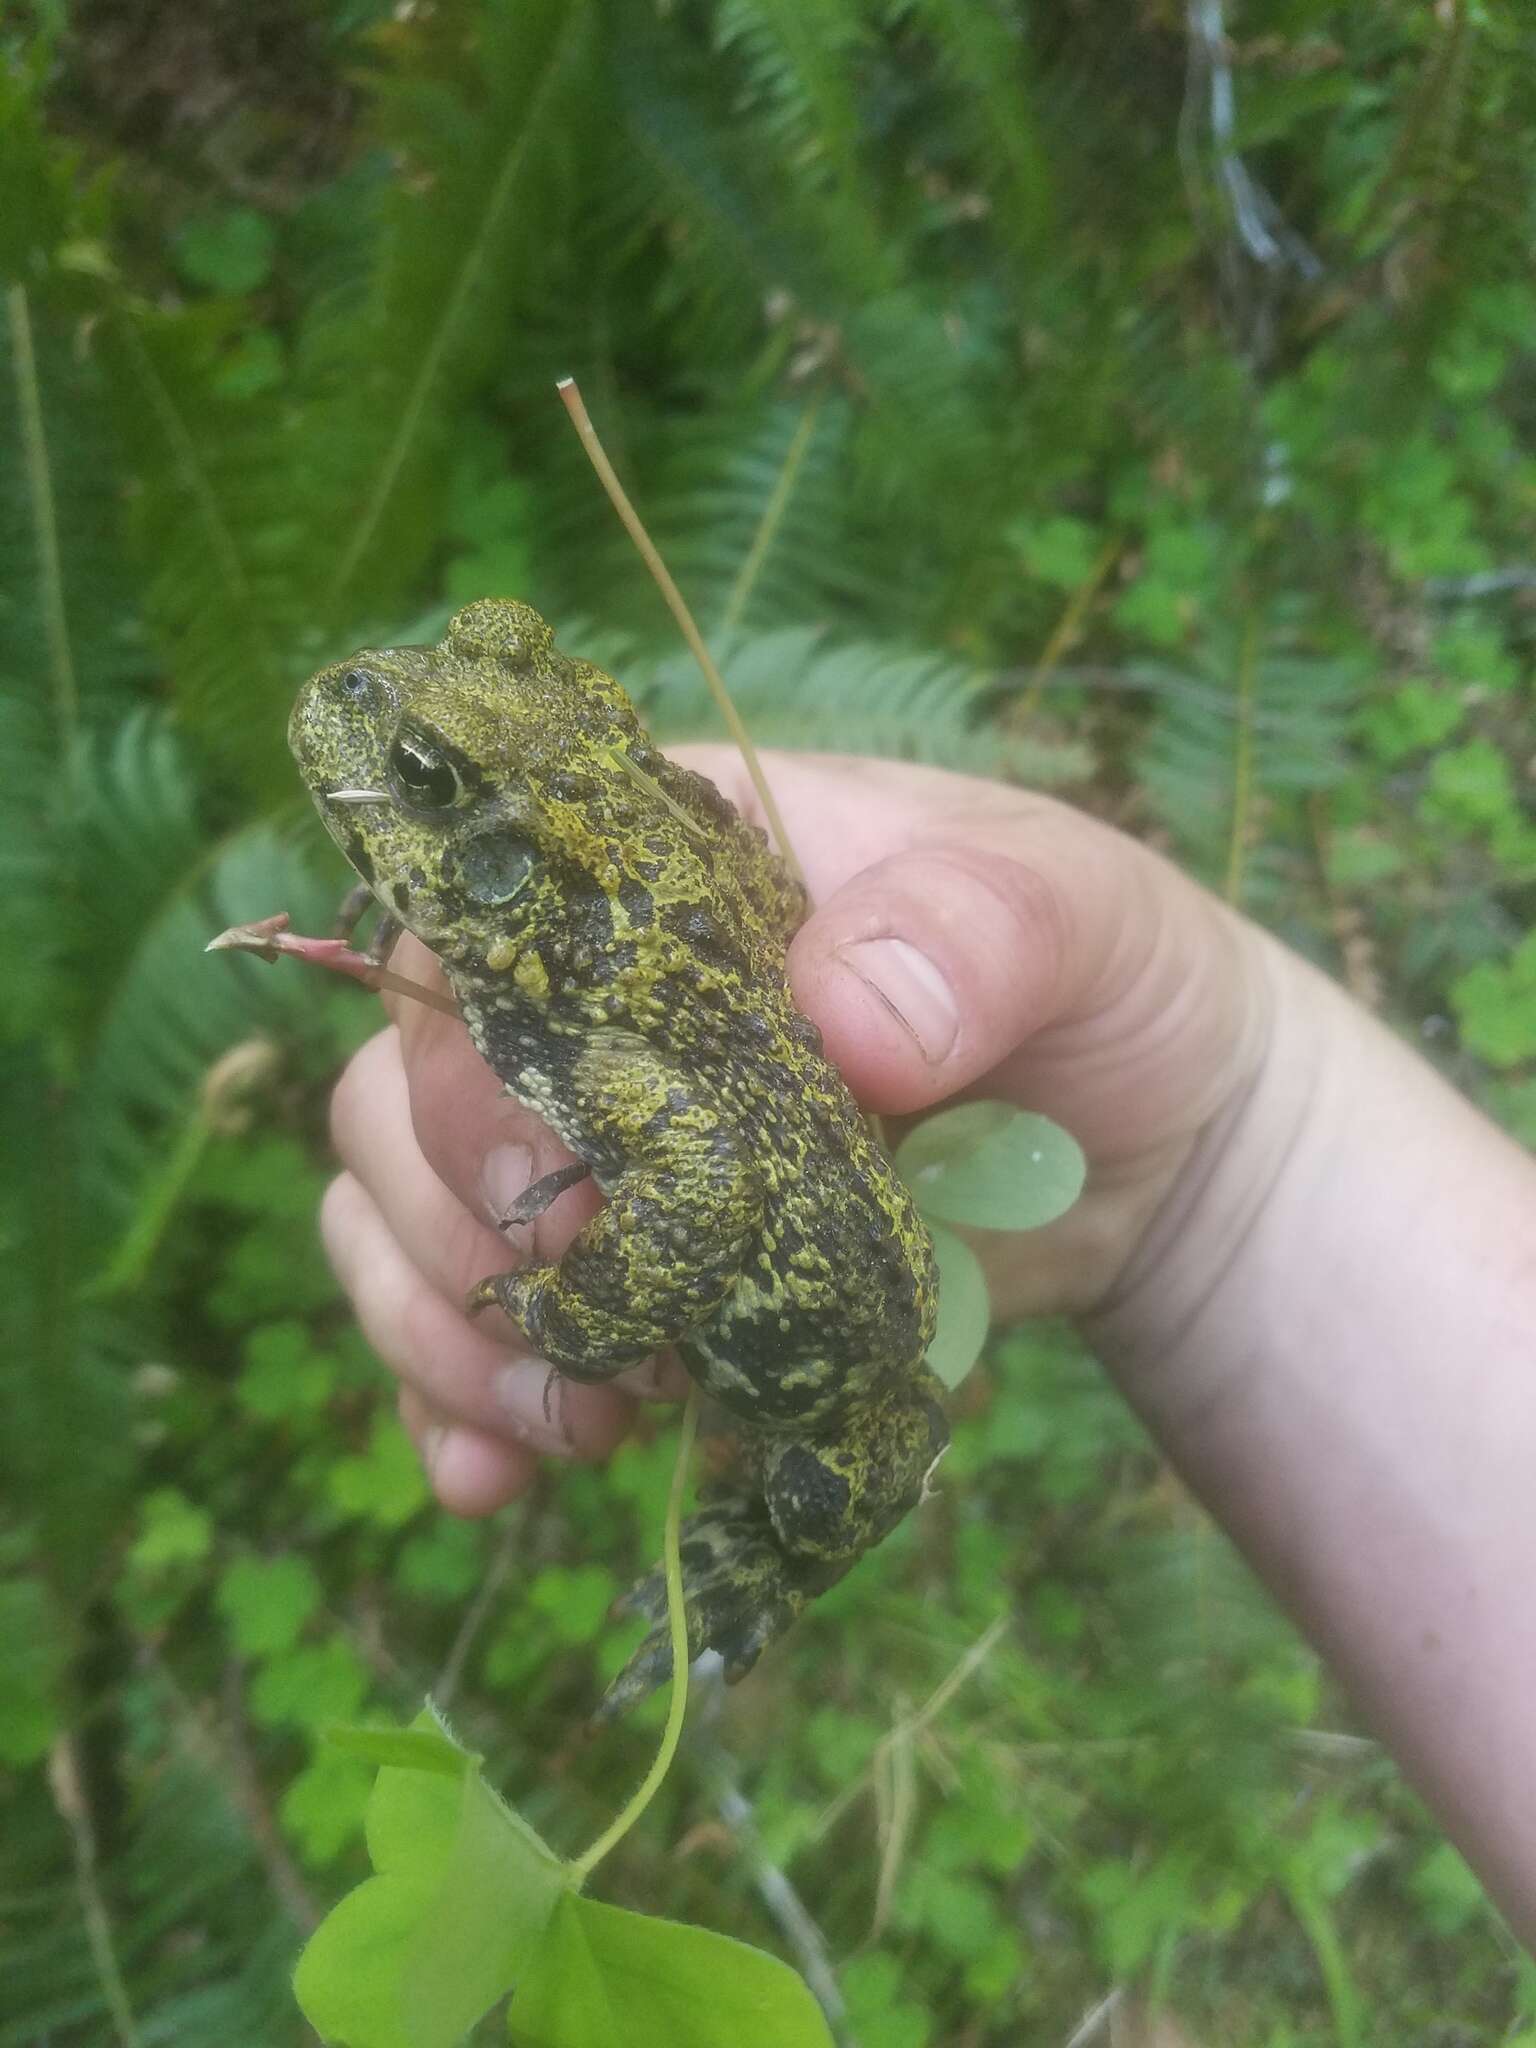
[289, 600, 944, 1715]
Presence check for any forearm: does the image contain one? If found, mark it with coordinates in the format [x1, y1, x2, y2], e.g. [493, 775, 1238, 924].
[1086, 937, 1536, 1939]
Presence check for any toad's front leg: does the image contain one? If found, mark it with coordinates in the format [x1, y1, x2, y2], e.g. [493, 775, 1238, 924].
[468, 1038, 762, 1378]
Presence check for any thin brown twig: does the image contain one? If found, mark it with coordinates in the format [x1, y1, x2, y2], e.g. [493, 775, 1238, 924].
[206, 914, 461, 1018]
[557, 376, 806, 886]
[869, 1695, 917, 1942]
[808, 1613, 1008, 1843]
[219, 1664, 323, 1933]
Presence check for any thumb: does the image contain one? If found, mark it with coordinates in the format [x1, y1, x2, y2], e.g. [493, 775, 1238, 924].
[786, 829, 1105, 1119]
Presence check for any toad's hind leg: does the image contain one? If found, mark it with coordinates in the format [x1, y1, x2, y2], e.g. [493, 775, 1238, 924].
[597, 1371, 948, 1721]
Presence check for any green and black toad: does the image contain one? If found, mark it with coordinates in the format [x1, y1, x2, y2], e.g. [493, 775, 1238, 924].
[289, 599, 946, 1716]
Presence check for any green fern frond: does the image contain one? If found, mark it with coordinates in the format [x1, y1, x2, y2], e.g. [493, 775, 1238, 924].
[0, 706, 201, 1053]
[93, 302, 315, 802]
[1104, 1522, 1306, 1683]
[1127, 637, 1360, 892]
[318, 0, 600, 624]
[539, 395, 914, 639]
[0, 1739, 303, 2047]
[81, 816, 339, 1235]
[0, 693, 68, 1048]
[908, 0, 1052, 256]
[87, 1, 604, 799]
[714, 0, 890, 297]
[0, 278, 147, 725]
[1354, 10, 1536, 296]
[842, 283, 1003, 519]
[608, 11, 862, 349]
[638, 624, 1092, 785]
[3, 796, 342, 1603]
[0, 1051, 138, 1604]
[69, 713, 205, 1021]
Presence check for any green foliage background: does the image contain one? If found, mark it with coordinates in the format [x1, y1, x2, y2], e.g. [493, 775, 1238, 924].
[3, 2, 1534, 2041]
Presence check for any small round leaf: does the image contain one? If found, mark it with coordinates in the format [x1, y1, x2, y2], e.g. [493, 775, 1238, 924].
[925, 1224, 991, 1390]
[898, 1102, 1086, 1232]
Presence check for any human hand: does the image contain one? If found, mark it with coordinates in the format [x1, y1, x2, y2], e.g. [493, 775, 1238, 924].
[321, 748, 1273, 1514]
[321, 743, 1536, 1942]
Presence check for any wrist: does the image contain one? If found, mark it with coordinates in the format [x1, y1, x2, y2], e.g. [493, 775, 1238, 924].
[1079, 920, 1536, 1940]
[1079, 929, 1338, 1421]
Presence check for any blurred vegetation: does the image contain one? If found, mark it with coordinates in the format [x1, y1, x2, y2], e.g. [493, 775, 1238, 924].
[3, 1, 1535, 2042]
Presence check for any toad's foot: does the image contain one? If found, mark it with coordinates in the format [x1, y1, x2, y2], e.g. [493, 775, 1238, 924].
[593, 1497, 839, 1724]
[496, 1159, 592, 1232]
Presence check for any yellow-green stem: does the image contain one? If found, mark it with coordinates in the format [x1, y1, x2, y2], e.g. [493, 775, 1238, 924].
[719, 393, 824, 641]
[568, 1388, 701, 1885]
[1013, 534, 1120, 732]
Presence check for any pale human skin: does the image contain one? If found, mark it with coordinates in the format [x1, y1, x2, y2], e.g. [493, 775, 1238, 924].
[321, 748, 1536, 1944]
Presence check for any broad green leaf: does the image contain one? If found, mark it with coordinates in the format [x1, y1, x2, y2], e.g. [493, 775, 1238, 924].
[217, 1553, 322, 1657]
[128, 1486, 213, 1570]
[212, 328, 284, 400]
[1421, 737, 1518, 835]
[174, 206, 276, 293]
[250, 1639, 370, 1732]
[282, 1750, 374, 1868]
[329, 1411, 432, 1527]
[1323, 826, 1403, 889]
[397, 1518, 484, 1602]
[506, 1893, 834, 2047]
[923, 1225, 991, 1391]
[893, 1865, 1002, 1961]
[839, 1951, 930, 2048]
[1011, 512, 1098, 589]
[1409, 1842, 1487, 1937]
[1356, 679, 1462, 764]
[326, 1724, 480, 1778]
[296, 1715, 566, 2048]
[237, 1319, 337, 1419]
[1433, 619, 1519, 692]
[1453, 934, 1536, 1067]
[898, 1101, 1085, 1232]
[528, 1563, 620, 1646]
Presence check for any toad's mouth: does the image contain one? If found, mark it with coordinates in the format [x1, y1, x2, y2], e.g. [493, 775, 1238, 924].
[325, 787, 390, 804]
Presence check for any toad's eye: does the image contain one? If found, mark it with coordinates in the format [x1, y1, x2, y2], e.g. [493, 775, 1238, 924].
[389, 730, 462, 810]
